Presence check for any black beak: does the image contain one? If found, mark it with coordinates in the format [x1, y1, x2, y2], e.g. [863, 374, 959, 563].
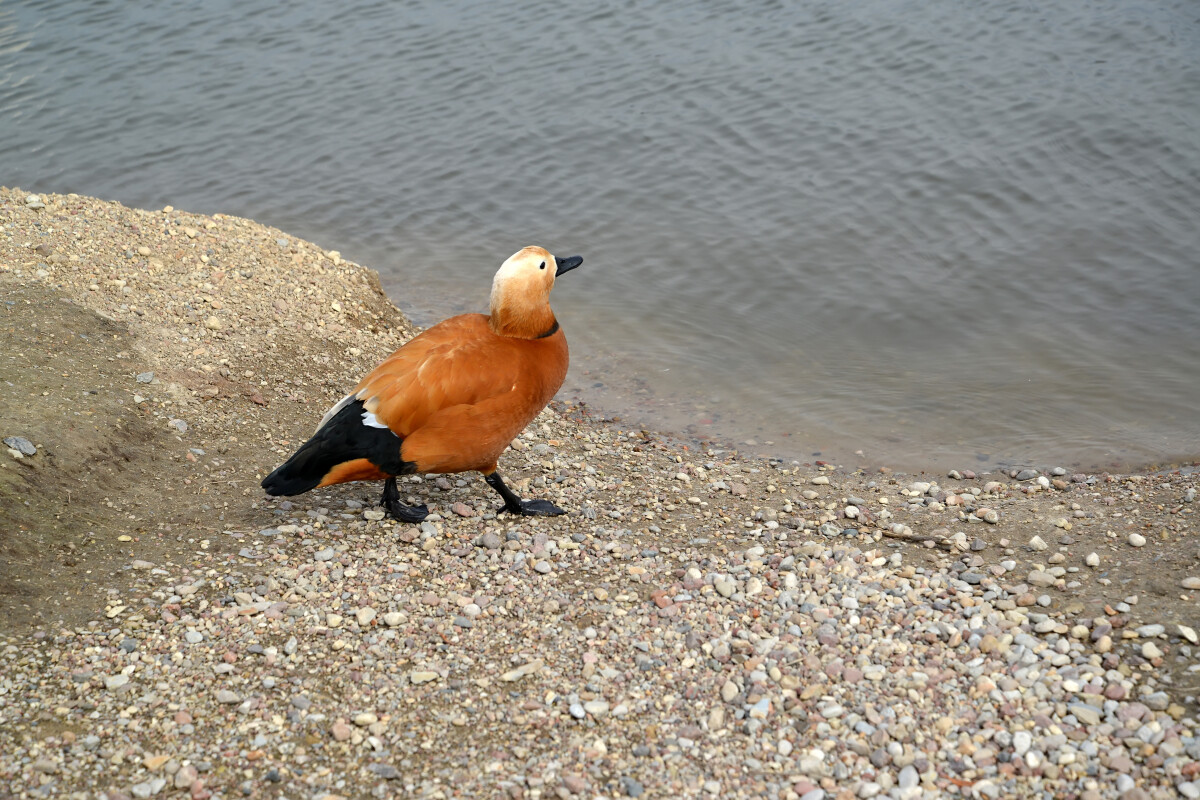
[554, 254, 583, 277]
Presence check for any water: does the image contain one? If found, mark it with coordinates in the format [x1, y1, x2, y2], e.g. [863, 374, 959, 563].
[3, 0, 1198, 471]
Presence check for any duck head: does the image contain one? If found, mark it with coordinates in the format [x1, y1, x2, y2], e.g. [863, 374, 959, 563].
[489, 246, 582, 338]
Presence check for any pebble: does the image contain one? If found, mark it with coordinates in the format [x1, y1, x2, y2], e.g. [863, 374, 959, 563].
[1182, 576, 1200, 590]
[1086, 552, 1100, 567]
[2, 436, 35, 455]
[619, 776, 645, 797]
[1028, 535, 1048, 551]
[1027, 571, 1056, 588]
[130, 778, 167, 798]
[583, 700, 610, 716]
[1128, 533, 1146, 547]
[216, 690, 240, 704]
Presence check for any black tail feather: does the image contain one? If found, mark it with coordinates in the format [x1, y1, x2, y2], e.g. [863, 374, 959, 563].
[261, 398, 410, 496]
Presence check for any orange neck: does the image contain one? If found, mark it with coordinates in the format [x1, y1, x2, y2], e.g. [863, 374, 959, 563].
[489, 303, 558, 339]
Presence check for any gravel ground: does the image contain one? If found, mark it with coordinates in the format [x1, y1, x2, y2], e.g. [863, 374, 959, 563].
[1, 189, 1198, 800]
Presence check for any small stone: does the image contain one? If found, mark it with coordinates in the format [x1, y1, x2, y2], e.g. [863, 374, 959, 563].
[1181, 577, 1200, 590]
[1141, 642, 1163, 659]
[216, 690, 240, 704]
[355, 607, 376, 627]
[143, 754, 171, 771]
[1027, 571, 1057, 588]
[1013, 730, 1032, 756]
[174, 765, 198, 789]
[382, 612, 404, 627]
[480, 532, 501, 549]
[1128, 533, 1146, 547]
[619, 776, 645, 797]
[353, 712, 378, 727]
[136, 371, 155, 383]
[561, 775, 588, 795]
[583, 700, 610, 717]
[104, 674, 130, 691]
[533, 560, 552, 574]
[204, 316, 222, 330]
[130, 779, 167, 798]
[1028, 535, 1048, 551]
[2, 436, 35, 455]
[714, 579, 735, 598]
[1086, 552, 1100, 567]
[721, 680, 739, 703]
[332, 720, 352, 741]
[409, 670, 438, 684]
[500, 659, 544, 682]
[1069, 703, 1102, 726]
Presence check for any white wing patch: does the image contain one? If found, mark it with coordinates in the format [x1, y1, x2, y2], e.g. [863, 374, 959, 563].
[315, 394, 355, 434]
[362, 410, 391, 430]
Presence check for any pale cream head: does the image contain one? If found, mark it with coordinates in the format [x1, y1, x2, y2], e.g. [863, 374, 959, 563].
[490, 246, 556, 309]
[488, 246, 582, 339]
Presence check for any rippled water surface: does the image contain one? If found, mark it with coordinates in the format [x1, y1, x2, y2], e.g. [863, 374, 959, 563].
[3, 0, 1199, 470]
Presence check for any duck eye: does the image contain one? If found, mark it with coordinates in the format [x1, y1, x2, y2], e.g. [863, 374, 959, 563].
[539, 261, 546, 270]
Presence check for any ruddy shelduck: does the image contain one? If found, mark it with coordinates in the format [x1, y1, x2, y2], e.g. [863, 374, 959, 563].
[261, 246, 582, 521]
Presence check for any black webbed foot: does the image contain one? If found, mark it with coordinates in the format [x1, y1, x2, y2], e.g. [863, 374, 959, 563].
[484, 471, 568, 518]
[501, 498, 567, 517]
[381, 477, 429, 523]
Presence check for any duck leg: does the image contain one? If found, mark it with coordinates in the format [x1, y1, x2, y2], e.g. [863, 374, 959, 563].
[485, 471, 566, 516]
[380, 476, 429, 523]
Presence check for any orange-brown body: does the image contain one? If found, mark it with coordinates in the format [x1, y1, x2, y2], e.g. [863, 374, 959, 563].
[317, 312, 567, 485]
